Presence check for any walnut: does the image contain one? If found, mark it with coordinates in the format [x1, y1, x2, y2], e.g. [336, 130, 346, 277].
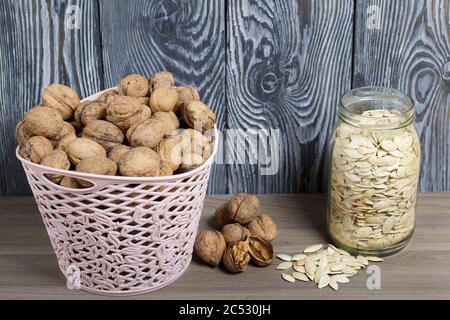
[118, 74, 149, 97]
[106, 96, 151, 131]
[42, 84, 80, 120]
[25, 106, 64, 139]
[81, 120, 124, 152]
[97, 89, 118, 104]
[149, 86, 179, 113]
[174, 128, 212, 158]
[215, 203, 233, 227]
[151, 111, 179, 136]
[20, 136, 54, 164]
[41, 150, 71, 184]
[248, 236, 274, 267]
[15, 120, 34, 147]
[247, 215, 277, 241]
[60, 176, 82, 189]
[108, 144, 132, 164]
[157, 160, 173, 177]
[194, 230, 226, 266]
[75, 156, 117, 187]
[74, 101, 107, 126]
[156, 137, 183, 171]
[227, 193, 260, 224]
[135, 96, 150, 107]
[51, 122, 77, 150]
[118, 147, 160, 177]
[65, 138, 107, 165]
[126, 118, 164, 148]
[150, 71, 174, 92]
[182, 100, 215, 133]
[177, 152, 205, 173]
[221, 223, 250, 245]
[68, 120, 83, 134]
[222, 241, 251, 273]
[175, 86, 200, 114]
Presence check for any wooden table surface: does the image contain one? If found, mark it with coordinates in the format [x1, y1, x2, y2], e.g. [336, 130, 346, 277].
[1, 194, 449, 300]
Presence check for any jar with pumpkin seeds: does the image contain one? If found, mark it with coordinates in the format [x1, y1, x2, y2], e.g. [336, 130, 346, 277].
[327, 87, 421, 256]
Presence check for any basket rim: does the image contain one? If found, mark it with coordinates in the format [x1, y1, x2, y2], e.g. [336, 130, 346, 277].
[16, 87, 219, 183]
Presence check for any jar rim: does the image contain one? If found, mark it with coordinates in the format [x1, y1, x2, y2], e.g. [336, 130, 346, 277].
[339, 86, 415, 130]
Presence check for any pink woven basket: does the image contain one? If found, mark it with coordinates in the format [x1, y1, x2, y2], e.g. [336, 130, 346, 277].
[16, 88, 218, 296]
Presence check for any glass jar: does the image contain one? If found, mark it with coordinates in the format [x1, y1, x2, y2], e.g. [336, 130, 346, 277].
[327, 87, 421, 256]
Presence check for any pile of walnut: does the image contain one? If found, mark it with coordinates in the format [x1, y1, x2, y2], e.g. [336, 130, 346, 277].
[194, 193, 278, 273]
[16, 72, 216, 187]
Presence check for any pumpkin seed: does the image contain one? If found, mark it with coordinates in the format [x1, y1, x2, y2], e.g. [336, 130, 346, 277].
[318, 275, 330, 289]
[276, 244, 384, 292]
[291, 253, 307, 261]
[293, 265, 306, 273]
[304, 244, 323, 253]
[366, 256, 384, 262]
[276, 262, 293, 270]
[276, 253, 292, 261]
[281, 273, 295, 283]
[292, 272, 309, 282]
[329, 277, 339, 291]
[330, 110, 419, 252]
[332, 274, 350, 284]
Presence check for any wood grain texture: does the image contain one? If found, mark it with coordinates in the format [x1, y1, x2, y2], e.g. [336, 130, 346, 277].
[226, 0, 354, 194]
[1, 194, 449, 299]
[99, 0, 226, 193]
[353, 0, 450, 191]
[0, 0, 104, 196]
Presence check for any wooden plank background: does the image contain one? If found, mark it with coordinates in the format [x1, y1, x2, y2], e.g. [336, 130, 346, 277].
[0, 0, 449, 195]
[353, 0, 450, 191]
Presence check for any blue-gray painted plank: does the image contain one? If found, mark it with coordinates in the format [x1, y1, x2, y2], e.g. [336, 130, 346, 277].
[354, 0, 450, 191]
[226, 0, 354, 193]
[99, 0, 227, 193]
[0, 0, 104, 196]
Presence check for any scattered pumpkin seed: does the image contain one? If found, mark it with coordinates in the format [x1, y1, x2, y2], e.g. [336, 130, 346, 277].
[275, 243, 385, 292]
[281, 273, 295, 283]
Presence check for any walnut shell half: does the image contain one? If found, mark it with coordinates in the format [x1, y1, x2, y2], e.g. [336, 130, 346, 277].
[248, 236, 274, 267]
